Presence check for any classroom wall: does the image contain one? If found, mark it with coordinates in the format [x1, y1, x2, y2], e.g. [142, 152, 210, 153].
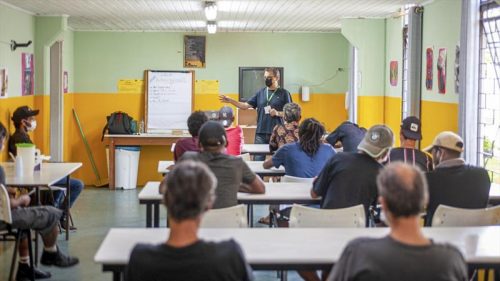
[341, 18, 386, 128]
[420, 0, 461, 147]
[69, 31, 350, 185]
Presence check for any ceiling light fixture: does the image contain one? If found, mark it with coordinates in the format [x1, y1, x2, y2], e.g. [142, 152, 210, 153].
[204, 1, 217, 21]
[207, 21, 217, 34]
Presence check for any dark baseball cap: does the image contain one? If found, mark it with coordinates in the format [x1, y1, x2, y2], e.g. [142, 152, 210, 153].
[12, 106, 39, 123]
[401, 116, 422, 140]
[198, 121, 227, 147]
[218, 106, 234, 127]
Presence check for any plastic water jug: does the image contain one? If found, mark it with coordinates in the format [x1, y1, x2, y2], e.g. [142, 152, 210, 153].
[16, 143, 35, 175]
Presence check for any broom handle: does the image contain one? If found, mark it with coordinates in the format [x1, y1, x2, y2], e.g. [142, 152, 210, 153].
[72, 108, 102, 182]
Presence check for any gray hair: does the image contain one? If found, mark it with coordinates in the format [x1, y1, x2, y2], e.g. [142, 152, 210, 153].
[162, 160, 217, 221]
[283, 102, 301, 123]
[377, 162, 428, 218]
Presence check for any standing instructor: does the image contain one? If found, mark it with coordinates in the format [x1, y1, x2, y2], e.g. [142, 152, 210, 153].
[219, 68, 292, 160]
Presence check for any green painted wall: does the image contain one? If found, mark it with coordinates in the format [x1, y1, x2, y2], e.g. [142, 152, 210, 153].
[73, 32, 349, 94]
[421, 0, 461, 103]
[63, 29, 74, 93]
[341, 18, 386, 97]
[385, 17, 403, 98]
[0, 3, 34, 97]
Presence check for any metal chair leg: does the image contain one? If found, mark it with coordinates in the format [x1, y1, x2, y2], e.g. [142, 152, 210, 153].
[8, 232, 21, 281]
[26, 230, 35, 281]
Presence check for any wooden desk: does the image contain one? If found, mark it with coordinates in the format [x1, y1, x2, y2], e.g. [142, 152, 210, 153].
[158, 160, 285, 177]
[95, 226, 500, 281]
[103, 134, 189, 189]
[139, 181, 316, 228]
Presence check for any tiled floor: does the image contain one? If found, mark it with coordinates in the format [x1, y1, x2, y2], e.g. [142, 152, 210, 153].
[0, 187, 305, 281]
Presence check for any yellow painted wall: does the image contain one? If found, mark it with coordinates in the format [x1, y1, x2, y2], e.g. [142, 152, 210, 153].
[384, 96, 402, 146]
[358, 96, 385, 129]
[421, 100, 459, 148]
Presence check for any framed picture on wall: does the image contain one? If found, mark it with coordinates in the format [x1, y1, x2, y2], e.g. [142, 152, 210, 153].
[184, 35, 206, 68]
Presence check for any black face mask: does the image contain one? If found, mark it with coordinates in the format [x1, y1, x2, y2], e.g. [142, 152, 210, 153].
[265, 77, 273, 87]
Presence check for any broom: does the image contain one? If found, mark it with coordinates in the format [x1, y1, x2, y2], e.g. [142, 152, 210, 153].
[73, 108, 108, 187]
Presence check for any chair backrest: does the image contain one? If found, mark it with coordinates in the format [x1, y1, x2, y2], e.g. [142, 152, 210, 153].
[0, 184, 12, 224]
[281, 175, 315, 183]
[289, 204, 365, 228]
[200, 204, 248, 228]
[432, 204, 500, 227]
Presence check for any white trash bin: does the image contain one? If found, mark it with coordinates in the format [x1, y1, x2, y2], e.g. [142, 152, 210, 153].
[115, 146, 141, 189]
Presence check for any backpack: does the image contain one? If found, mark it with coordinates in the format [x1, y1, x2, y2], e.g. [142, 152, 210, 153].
[101, 112, 136, 141]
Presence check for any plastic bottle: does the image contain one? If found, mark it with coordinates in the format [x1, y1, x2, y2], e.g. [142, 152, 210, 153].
[139, 120, 145, 134]
[15, 155, 23, 177]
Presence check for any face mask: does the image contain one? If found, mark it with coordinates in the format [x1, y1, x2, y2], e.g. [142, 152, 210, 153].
[27, 120, 37, 132]
[265, 77, 273, 87]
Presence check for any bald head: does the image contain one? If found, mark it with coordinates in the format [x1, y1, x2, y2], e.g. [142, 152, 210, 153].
[377, 163, 428, 218]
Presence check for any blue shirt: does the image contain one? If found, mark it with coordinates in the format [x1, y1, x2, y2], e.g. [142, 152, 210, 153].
[247, 87, 292, 135]
[272, 142, 335, 178]
[326, 121, 365, 152]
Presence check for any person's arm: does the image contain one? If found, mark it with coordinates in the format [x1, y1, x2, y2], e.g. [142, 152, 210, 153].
[268, 125, 280, 152]
[264, 145, 285, 169]
[326, 127, 343, 147]
[240, 161, 265, 194]
[326, 242, 358, 281]
[311, 156, 336, 198]
[263, 158, 274, 169]
[10, 194, 31, 209]
[219, 95, 253, 110]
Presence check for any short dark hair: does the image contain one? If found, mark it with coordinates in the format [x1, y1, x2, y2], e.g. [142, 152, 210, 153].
[187, 111, 208, 137]
[298, 118, 325, 156]
[162, 160, 217, 221]
[264, 67, 280, 80]
[377, 162, 428, 218]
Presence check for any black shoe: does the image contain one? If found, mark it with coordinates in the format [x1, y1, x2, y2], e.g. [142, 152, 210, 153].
[16, 262, 51, 280]
[60, 218, 77, 231]
[40, 248, 79, 268]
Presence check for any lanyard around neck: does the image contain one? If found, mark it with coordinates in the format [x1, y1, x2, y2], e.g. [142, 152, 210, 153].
[266, 87, 278, 105]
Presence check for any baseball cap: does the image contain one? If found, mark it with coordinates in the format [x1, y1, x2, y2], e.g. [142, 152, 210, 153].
[401, 116, 422, 140]
[357, 125, 394, 158]
[218, 106, 234, 127]
[198, 121, 227, 147]
[12, 106, 39, 123]
[424, 131, 464, 153]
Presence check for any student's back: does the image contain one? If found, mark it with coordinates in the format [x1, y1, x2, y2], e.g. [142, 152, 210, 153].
[272, 142, 335, 178]
[181, 151, 256, 209]
[328, 236, 467, 281]
[127, 240, 252, 281]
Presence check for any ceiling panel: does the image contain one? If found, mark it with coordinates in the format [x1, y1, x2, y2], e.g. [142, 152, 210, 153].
[2, 0, 424, 32]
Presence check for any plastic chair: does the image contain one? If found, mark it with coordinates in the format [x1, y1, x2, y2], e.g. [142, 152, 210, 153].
[0, 184, 35, 281]
[281, 175, 315, 183]
[431, 205, 500, 227]
[200, 204, 248, 228]
[289, 204, 366, 228]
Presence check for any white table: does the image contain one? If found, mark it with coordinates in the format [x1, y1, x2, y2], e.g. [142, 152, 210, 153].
[95, 226, 500, 281]
[242, 144, 272, 155]
[158, 160, 285, 177]
[139, 182, 316, 228]
[1, 162, 82, 264]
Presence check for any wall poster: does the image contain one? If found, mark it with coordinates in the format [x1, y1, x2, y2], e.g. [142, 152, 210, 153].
[437, 48, 447, 94]
[0, 68, 8, 98]
[389, 61, 398, 86]
[21, 53, 34, 96]
[184, 35, 206, 68]
[425, 47, 433, 90]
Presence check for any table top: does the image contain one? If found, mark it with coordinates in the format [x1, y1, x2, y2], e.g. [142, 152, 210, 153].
[95, 226, 500, 267]
[139, 181, 317, 204]
[242, 144, 271, 155]
[104, 133, 191, 138]
[490, 183, 500, 201]
[158, 160, 285, 176]
[1, 162, 82, 187]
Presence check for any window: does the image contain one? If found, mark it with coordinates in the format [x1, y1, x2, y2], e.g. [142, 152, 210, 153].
[479, 0, 500, 182]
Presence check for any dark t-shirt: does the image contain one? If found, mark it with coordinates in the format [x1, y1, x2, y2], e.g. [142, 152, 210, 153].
[327, 236, 468, 281]
[326, 122, 365, 153]
[386, 147, 433, 172]
[174, 137, 200, 162]
[8, 130, 32, 156]
[312, 152, 382, 223]
[180, 152, 256, 209]
[126, 239, 253, 281]
[247, 87, 292, 135]
[0, 165, 5, 185]
[425, 163, 490, 225]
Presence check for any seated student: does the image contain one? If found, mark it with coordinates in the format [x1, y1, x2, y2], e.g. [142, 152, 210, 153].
[0, 122, 79, 280]
[312, 125, 394, 222]
[425, 131, 490, 225]
[385, 116, 433, 172]
[264, 118, 335, 178]
[180, 121, 265, 208]
[126, 160, 253, 281]
[8, 106, 83, 229]
[327, 162, 468, 281]
[269, 102, 301, 152]
[174, 111, 208, 162]
[219, 106, 243, 156]
[325, 121, 366, 152]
